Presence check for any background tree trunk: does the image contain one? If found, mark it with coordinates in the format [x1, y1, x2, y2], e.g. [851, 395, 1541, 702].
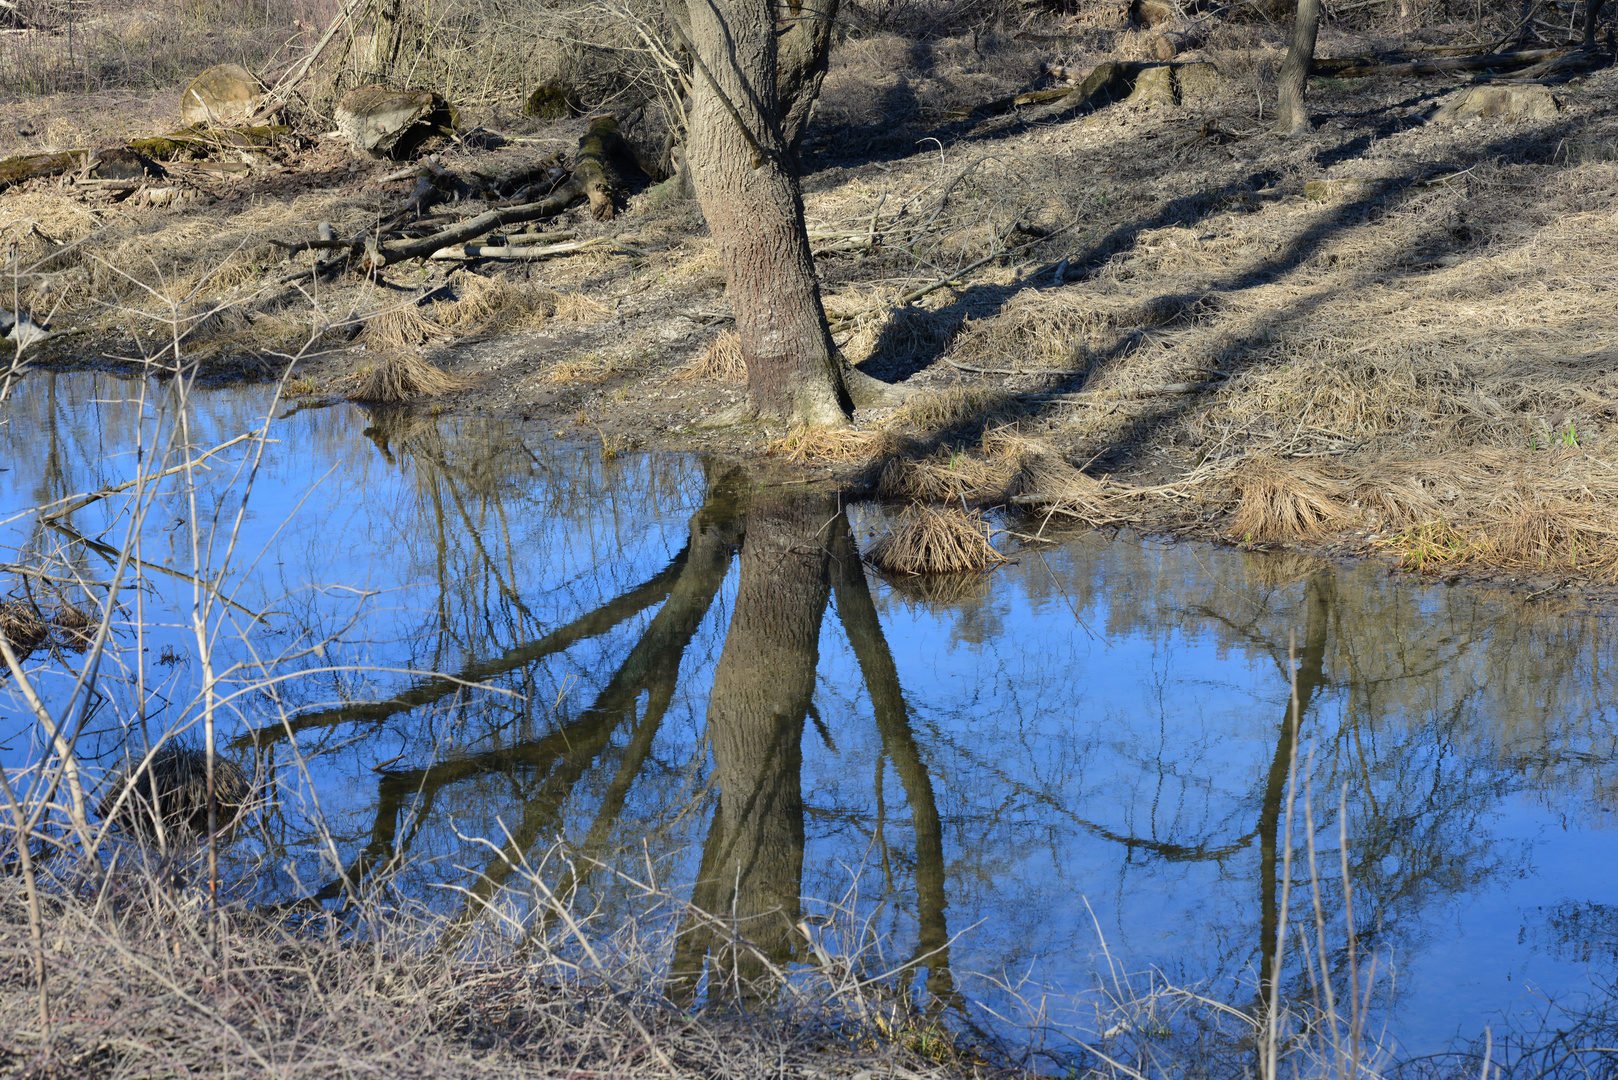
[1275, 0, 1323, 135]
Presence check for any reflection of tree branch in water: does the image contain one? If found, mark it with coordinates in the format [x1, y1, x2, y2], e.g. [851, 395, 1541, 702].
[235, 544, 692, 749]
[435, 496, 742, 946]
[291, 471, 747, 911]
[1257, 572, 1332, 1016]
[40, 518, 271, 623]
[829, 513, 959, 1009]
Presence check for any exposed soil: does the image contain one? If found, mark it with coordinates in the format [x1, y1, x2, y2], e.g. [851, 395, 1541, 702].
[3, 22, 1617, 603]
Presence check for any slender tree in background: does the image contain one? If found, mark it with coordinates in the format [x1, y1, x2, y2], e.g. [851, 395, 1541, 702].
[1274, 0, 1323, 135]
[669, 0, 901, 427]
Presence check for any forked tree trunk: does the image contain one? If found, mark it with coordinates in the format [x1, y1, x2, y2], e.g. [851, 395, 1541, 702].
[1275, 0, 1324, 135]
[679, 0, 894, 426]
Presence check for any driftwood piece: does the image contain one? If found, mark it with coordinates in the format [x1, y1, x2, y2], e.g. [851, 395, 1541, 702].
[1309, 46, 1568, 78]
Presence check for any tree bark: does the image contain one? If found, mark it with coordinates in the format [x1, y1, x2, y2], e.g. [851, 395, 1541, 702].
[678, 0, 893, 426]
[1275, 0, 1323, 136]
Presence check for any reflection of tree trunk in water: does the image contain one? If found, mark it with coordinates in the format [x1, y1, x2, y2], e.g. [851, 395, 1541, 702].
[828, 515, 956, 1008]
[670, 488, 833, 1004]
[1257, 572, 1335, 1016]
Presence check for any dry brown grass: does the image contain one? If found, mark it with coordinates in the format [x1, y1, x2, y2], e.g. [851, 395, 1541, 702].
[347, 352, 467, 403]
[672, 330, 746, 383]
[553, 291, 612, 324]
[865, 504, 1007, 574]
[358, 305, 451, 352]
[838, 304, 959, 371]
[890, 385, 1016, 435]
[433, 274, 553, 334]
[0, 599, 46, 658]
[1227, 455, 1354, 544]
[0, 842, 1000, 1080]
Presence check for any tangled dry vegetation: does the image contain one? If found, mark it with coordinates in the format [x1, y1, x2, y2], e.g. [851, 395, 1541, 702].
[0, 852, 1006, 1080]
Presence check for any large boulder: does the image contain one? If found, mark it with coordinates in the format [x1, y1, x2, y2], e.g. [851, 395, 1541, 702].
[180, 64, 265, 127]
[335, 87, 459, 159]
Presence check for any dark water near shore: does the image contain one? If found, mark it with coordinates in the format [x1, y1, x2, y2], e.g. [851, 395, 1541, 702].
[3, 371, 1617, 1063]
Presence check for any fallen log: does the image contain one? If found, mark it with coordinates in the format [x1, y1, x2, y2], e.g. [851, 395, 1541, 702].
[1309, 46, 1568, 78]
[0, 151, 89, 194]
[573, 115, 626, 221]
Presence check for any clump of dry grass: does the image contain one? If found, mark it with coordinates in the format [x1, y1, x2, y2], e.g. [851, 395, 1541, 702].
[553, 291, 612, 323]
[838, 304, 959, 370]
[348, 352, 467, 403]
[0, 599, 47, 658]
[673, 330, 746, 383]
[434, 274, 552, 334]
[358, 304, 450, 352]
[865, 504, 1007, 574]
[1227, 456, 1355, 544]
[891, 385, 1016, 435]
[98, 744, 254, 839]
[768, 426, 901, 465]
[875, 447, 1013, 503]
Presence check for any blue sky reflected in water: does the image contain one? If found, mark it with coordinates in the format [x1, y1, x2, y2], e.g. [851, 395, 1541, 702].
[2, 369, 1616, 1061]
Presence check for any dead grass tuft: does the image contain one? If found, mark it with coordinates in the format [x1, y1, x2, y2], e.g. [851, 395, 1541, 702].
[0, 599, 47, 658]
[891, 385, 1016, 435]
[347, 352, 467, 403]
[673, 330, 746, 383]
[839, 304, 959, 370]
[553, 291, 612, 323]
[865, 504, 1007, 575]
[358, 304, 450, 352]
[434, 274, 551, 334]
[1228, 456, 1355, 544]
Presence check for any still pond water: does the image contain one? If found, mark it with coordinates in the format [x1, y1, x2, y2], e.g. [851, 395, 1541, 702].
[2, 371, 1616, 1063]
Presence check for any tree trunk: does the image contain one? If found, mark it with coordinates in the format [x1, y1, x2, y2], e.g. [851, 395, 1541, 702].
[1274, 0, 1323, 136]
[1585, 0, 1609, 45]
[678, 0, 894, 426]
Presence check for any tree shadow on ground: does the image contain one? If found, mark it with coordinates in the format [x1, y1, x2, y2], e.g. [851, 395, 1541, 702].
[857, 108, 1593, 475]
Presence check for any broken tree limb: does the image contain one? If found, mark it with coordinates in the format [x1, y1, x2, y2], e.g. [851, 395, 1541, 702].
[1309, 46, 1569, 78]
[374, 119, 624, 264]
[573, 115, 626, 221]
[375, 183, 586, 265]
[427, 237, 641, 260]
